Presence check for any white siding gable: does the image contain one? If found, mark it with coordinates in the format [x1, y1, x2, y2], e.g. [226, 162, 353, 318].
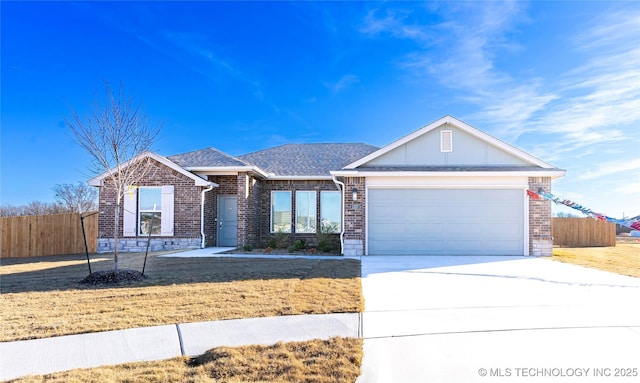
[367, 125, 529, 167]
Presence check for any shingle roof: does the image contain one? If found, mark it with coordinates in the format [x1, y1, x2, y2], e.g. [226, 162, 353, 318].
[168, 147, 251, 168]
[238, 143, 379, 176]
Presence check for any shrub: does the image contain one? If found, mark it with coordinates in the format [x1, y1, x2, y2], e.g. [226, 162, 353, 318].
[293, 239, 306, 251]
[318, 222, 338, 253]
[272, 229, 289, 249]
[243, 244, 253, 252]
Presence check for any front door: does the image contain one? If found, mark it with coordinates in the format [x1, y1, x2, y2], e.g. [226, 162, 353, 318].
[217, 195, 238, 247]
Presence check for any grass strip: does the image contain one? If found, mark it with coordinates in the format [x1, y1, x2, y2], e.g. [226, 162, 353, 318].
[8, 337, 363, 383]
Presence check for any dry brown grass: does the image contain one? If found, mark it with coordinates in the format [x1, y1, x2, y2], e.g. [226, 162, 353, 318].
[9, 337, 363, 383]
[0, 252, 362, 342]
[552, 243, 640, 278]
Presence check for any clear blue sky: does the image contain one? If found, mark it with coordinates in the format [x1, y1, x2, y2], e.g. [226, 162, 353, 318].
[2, 1, 639, 218]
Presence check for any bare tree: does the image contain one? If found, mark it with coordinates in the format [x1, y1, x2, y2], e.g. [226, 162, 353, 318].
[66, 82, 161, 271]
[53, 182, 98, 213]
[0, 201, 67, 217]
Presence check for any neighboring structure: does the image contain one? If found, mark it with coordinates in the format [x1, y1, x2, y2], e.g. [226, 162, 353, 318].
[89, 116, 565, 256]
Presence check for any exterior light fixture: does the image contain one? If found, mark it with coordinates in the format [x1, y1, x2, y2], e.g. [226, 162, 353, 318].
[352, 187, 358, 201]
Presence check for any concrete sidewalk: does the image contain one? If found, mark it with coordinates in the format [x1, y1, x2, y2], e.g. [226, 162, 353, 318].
[0, 313, 360, 381]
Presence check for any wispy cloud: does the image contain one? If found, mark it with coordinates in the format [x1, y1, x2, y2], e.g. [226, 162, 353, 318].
[323, 74, 359, 93]
[361, 2, 640, 158]
[361, 1, 556, 138]
[578, 158, 640, 181]
[527, 11, 640, 148]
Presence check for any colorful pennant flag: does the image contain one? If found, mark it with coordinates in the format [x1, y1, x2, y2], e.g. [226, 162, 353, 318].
[528, 190, 640, 231]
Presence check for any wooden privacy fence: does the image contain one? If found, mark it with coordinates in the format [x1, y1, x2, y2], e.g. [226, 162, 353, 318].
[553, 217, 616, 247]
[0, 213, 98, 258]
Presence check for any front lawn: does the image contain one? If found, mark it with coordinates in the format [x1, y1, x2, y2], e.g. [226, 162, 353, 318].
[552, 243, 640, 278]
[0, 252, 363, 342]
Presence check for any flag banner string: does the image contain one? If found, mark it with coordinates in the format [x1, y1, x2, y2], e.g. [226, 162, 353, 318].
[527, 190, 640, 231]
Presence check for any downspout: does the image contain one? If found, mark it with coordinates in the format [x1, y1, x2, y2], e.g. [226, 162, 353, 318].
[332, 174, 346, 255]
[201, 182, 215, 248]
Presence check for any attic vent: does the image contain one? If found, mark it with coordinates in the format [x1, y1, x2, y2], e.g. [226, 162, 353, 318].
[440, 130, 453, 152]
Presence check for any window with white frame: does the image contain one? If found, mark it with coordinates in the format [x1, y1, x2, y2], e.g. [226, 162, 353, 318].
[320, 191, 341, 233]
[271, 191, 291, 233]
[123, 185, 174, 237]
[138, 187, 162, 235]
[296, 191, 316, 233]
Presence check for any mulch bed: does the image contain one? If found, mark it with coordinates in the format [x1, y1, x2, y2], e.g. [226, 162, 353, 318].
[80, 269, 147, 285]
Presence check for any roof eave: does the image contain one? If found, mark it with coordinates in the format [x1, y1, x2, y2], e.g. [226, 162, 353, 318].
[186, 166, 269, 178]
[331, 169, 566, 178]
[265, 175, 334, 181]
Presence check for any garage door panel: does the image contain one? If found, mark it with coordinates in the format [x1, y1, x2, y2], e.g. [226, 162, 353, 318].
[368, 188, 524, 255]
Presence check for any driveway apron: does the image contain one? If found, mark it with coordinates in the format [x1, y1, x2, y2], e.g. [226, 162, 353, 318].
[357, 256, 640, 383]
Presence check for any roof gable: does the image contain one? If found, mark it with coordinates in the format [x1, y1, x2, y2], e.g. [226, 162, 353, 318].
[88, 152, 211, 187]
[345, 116, 557, 170]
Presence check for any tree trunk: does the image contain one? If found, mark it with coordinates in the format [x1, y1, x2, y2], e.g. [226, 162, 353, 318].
[113, 197, 120, 272]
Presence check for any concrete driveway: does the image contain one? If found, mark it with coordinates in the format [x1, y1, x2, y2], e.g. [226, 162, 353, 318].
[357, 256, 640, 383]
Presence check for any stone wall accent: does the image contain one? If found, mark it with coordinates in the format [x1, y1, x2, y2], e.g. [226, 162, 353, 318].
[528, 177, 553, 256]
[343, 239, 364, 257]
[343, 177, 366, 255]
[97, 238, 201, 253]
[96, 158, 203, 253]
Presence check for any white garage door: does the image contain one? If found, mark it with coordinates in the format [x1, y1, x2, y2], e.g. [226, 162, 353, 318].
[368, 189, 525, 255]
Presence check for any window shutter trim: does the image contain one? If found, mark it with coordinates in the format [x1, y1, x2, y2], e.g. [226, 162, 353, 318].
[161, 185, 174, 236]
[123, 186, 137, 236]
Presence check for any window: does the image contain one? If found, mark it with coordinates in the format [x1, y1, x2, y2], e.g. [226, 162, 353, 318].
[271, 191, 291, 233]
[139, 187, 162, 235]
[441, 130, 453, 152]
[296, 191, 317, 233]
[123, 185, 174, 237]
[321, 191, 341, 233]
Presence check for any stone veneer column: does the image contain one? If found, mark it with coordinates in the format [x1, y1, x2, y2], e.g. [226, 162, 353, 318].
[528, 177, 553, 256]
[343, 177, 366, 256]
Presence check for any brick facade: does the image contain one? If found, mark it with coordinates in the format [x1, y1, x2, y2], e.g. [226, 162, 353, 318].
[342, 177, 366, 256]
[205, 175, 238, 246]
[257, 179, 341, 249]
[96, 158, 203, 253]
[96, 159, 557, 257]
[528, 177, 553, 256]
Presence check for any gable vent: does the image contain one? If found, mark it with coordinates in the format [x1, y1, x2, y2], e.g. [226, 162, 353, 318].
[440, 130, 453, 152]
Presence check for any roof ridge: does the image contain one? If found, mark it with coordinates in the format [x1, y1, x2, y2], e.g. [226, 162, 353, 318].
[207, 147, 256, 167]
